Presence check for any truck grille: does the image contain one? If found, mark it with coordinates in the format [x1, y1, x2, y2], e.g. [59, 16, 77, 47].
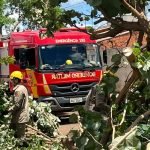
[50, 82, 97, 97]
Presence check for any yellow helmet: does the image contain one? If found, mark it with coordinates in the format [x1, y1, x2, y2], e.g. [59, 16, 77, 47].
[10, 71, 23, 80]
[66, 59, 73, 65]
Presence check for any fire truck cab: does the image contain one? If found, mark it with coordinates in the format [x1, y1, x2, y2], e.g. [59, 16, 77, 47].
[1, 28, 103, 111]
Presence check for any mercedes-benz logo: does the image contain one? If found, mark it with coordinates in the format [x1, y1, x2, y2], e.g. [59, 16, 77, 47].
[71, 83, 79, 93]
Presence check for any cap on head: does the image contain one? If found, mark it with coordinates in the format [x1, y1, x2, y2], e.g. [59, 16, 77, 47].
[10, 71, 23, 80]
[66, 59, 73, 65]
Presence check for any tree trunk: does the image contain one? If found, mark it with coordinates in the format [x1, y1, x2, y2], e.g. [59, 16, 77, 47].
[115, 69, 140, 104]
[137, 31, 144, 46]
[100, 118, 112, 146]
[115, 48, 140, 104]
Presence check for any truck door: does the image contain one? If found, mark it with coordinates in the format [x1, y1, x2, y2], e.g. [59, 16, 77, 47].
[14, 47, 36, 69]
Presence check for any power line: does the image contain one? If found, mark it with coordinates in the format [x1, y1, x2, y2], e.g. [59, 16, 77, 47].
[62, 2, 86, 9]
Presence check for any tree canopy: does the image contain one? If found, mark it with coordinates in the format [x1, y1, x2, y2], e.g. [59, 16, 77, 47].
[3, 0, 149, 43]
[0, 1, 150, 149]
[0, 0, 16, 34]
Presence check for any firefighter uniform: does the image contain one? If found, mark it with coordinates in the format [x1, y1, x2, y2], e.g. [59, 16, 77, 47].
[9, 84, 29, 138]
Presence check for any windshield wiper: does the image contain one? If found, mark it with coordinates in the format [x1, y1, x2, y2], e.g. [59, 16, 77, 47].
[40, 64, 100, 72]
[82, 63, 102, 70]
[54, 65, 85, 72]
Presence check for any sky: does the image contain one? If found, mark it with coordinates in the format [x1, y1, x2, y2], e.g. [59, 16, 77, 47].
[5, 0, 150, 35]
[2, 0, 96, 35]
[61, 0, 90, 13]
[61, 0, 106, 28]
[61, 0, 94, 27]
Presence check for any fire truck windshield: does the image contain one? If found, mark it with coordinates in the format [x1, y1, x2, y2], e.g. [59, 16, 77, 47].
[39, 44, 101, 71]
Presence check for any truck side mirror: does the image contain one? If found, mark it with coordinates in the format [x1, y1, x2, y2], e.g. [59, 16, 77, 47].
[20, 49, 27, 69]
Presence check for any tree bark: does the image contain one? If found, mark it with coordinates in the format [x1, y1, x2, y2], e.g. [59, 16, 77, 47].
[115, 69, 140, 104]
[115, 48, 140, 104]
[137, 31, 144, 46]
[100, 118, 112, 146]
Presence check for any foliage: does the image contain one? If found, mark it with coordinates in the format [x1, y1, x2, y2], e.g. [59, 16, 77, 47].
[0, 82, 64, 149]
[29, 100, 61, 137]
[137, 124, 150, 144]
[133, 44, 150, 99]
[0, 56, 15, 65]
[70, 106, 106, 150]
[68, 44, 150, 149]
[111, 124, 150, 150]
[4, 0, 150, 41]
[0, 124, 54, 150]
[0, 0, 17, 33]
[111, 127, 141, 150]
[96, 53, 121, 99]
[85, 0, 130, 17]
[0, 125, 19, 149]
[7, 0, 84, 35]
[0, 0, 150, 149]
[0, 82, 11, 124]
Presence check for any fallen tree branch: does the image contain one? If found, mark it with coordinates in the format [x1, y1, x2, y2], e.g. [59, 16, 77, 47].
[100, 117, 112, 146]
[110, 106, 116, 140]
[137, 31, 144, 46]
[92, 27, 123, 39]
[111, 98, 128, 140]
[115, 47, 141, 104]
[87, 131, 103, 148]
[115, 69, 139, 104]
[140, 135, 150, 142]
[118, 98, 128, 126]
[122, 0, 147, 23]
[94, 17, 106, 25]
[26, 124, 52, 141]
[109, 126, 137, 150]
[125, 110, 150, 132]
[93, 20, 142, 40]
[146, 142, 150, 150]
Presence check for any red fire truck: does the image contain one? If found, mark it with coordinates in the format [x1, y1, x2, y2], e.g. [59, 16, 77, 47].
[0, 28, 103, 111]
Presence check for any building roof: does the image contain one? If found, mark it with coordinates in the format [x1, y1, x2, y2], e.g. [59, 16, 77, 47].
[94, 27, 147, 50]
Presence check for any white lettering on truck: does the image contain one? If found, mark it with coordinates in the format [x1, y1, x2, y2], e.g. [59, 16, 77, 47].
[51, 72, 96, 79]
[56, 39, 86, 43]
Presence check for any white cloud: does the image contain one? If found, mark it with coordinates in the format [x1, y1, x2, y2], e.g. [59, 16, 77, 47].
[61, 0, 86, 9]
[65, 0, 84, 5]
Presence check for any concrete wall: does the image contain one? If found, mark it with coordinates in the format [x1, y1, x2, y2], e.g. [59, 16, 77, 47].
[98, 32, 145, 92]
[105, 48, 132, 92]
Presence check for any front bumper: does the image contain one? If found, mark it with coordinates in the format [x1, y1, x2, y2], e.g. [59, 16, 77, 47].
[38, 96, 86, 111]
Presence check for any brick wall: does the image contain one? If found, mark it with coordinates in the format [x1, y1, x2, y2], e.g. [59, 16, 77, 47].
[97, 32, 147, 92]
[98, 32, 147, 50]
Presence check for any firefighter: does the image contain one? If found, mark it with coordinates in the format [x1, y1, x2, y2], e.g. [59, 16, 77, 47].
[9, 71, 29, 140]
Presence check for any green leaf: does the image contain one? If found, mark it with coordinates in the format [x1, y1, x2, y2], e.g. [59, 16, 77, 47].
[133, 48, 141, 56]
[133, 43, 140, 48]
[69, 113, 79, 123]
[141, 124, 149, 131]
[86, 0, 102, 7]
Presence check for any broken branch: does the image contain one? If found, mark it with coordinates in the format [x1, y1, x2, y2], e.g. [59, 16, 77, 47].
[126, 110, 150, 132]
